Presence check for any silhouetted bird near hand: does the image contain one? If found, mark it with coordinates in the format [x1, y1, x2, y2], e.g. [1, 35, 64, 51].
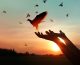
[25, 43, 27, 46]
[27, 11, 47, 30]
[59, 2, 63, 7]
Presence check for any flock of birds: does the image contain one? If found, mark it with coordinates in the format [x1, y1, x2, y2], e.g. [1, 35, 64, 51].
[1, 0, 70, 47]
[26, 1, 69, 30]
[2, 0, 69, 26]
[59, 2, 69, 17]
[26, 1, 69, 18]
[2, 0, 69, 30]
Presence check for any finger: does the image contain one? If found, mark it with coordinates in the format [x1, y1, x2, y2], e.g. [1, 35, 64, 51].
[49, 30, 54, 34]
[45, 31, 50, 35]
[38, 32, 40, 35]
[60, 30, 65, 34]
[35, 32, 37, 35]
[41, 33, 43, 35]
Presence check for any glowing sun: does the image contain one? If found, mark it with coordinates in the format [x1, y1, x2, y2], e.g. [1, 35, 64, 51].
[49, 41, 61, 52]
[49, 41, 62, 55]
[48, 41, 62, 55]
[52, 43, 60, 52]
[52, 44, 60, 52]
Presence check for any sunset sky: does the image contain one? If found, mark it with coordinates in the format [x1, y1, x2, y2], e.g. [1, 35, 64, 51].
[0, 0, 80, 55]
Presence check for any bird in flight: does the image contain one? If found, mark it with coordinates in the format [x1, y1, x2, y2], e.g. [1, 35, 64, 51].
[2, 10, 7, 13]
[43, 0, 47, 3]
[35, 4, 39, 7]
[19, 21, 22, 24]
[66, 13, 69, 17]
[35, 11, 38, 14]
[59, 2, 63, 7]
[27, 11, 47, 30]
[26, 13, 30, 18]
[25, 43, 27, 46]
[50, 19, 54, 22]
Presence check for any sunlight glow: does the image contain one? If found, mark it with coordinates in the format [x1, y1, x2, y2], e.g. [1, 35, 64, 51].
[49, 41, 61, 52]
[58, 37, 66, 44]
[48, 41, 62, 55]
[52, 43, 61, 52]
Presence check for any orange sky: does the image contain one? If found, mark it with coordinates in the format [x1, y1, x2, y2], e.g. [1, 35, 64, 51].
[0, 0, 80, 55]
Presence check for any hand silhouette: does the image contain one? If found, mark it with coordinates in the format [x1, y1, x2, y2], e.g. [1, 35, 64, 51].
[35, 30, 80, 65]
[35, 30, 60, 43]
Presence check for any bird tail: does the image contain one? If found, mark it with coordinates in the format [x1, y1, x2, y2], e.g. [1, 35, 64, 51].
[27, 19, 38, 30]
[35, 25, 38, 30]
[27, 19, 32, 24]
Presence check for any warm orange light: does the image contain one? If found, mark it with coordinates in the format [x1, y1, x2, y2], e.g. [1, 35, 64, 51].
[48, 41, 62, 55]
[58, 37, 66, 44]
[52, 43, 60, 52]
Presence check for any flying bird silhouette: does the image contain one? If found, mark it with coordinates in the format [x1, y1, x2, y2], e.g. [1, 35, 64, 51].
[35, 11, 38, 14]
[19, 21, 22, 24]
[27, 11, 47, 30]
[59, 2, 63, 7]
[26, 13, 30, 18]
[66, 13, 69, 17]
[3, 10, 7, 13]
[50, 19, 54, 22]
[35, 4, 39, 7]
[43, 0, 47, 3]
[25, 43, 27, 46]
